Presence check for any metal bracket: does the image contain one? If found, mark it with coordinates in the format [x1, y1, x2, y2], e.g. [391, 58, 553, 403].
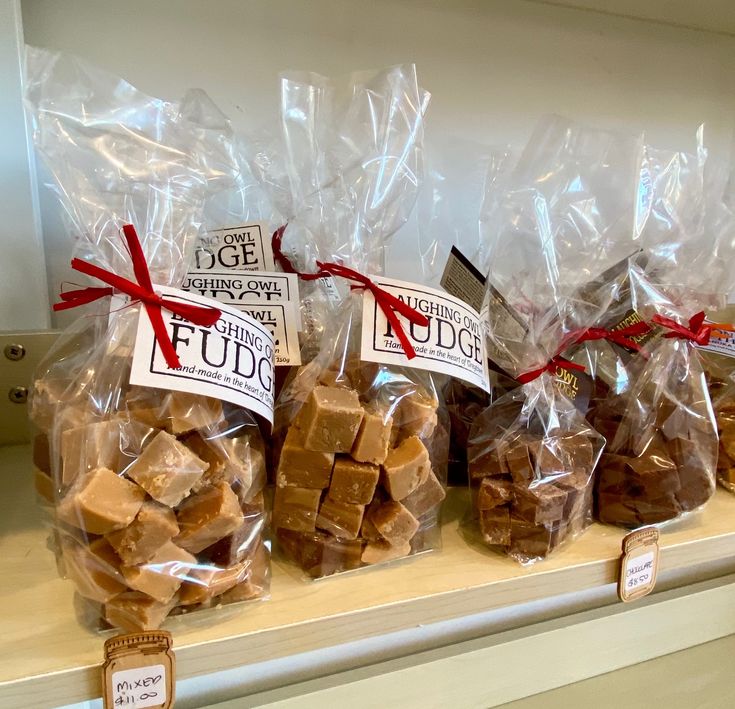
[0, 331, 59, 445]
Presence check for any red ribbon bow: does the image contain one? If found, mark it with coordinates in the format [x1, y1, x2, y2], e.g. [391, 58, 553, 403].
[651, 311, 729, 347]
[54, 224, 222, 369]
[516, 356, 586, 384]
[272, 225, 429, 359]
[566, 321, 651, 352]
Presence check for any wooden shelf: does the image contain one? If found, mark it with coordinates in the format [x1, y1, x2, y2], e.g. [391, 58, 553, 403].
[3, 443, 735, 708]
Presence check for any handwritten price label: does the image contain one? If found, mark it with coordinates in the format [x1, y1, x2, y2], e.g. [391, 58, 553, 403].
[618, 528, 659, 602]
[111, 664, 167, 708]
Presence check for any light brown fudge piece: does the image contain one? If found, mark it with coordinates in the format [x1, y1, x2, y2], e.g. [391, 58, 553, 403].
[351, 408, 393, 465]
[178, 560, 251, 605]
[218, 541, 270, 603]
[369, 501, 419, 545]
[316, 498, 365, 540]
[276, 425, 334, 489]
[361, 540, 411, 565]
[175, 481, 244, 553]
[121, 540, 196, 603]
[328, 458, 380, 504]
[57, 467, 145, 534]
[395, 394, 438, 438]
[60, 421, 121, 486]
[127, 388, 223, 435]
[401, 468, 446, 518]
[126, 430, 209, 506]
[202, 507, 265, 567]
[107, 501, 179, 565]
[104, 591, 177, 632]
[382, 436, 431, 500]
[300, 386, 364, 452]
[273, 486, 322, 533]
[62, 537, 126, 603]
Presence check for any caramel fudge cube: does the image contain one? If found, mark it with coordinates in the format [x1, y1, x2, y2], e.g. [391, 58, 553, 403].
[175, 481, 244, 553]
[121, 540, 197, 603]
[219, 540, 270, 601]
[60, 420, 124, 486]
[202, 512, 265, 567]
[273, 486, 322, 533]
[62, 537, 126, 603]
[402, 468, 446, 518]
[362, 540, 411, 565]
[107, 501, 179, 565]
[167, 393, 223, 434]
[360, 499, 383, 541]
[369, 501, 419, 544]
[513, 483, 567, 525]
[477, 478, 513, 510]
[277, 529, 363, 578]
[178, 560, 250, 605]
[127, 430, 209, 506]
[276, 425, 334, 489]
[480, 507, 511, 546]
[57, 467, 145, 534]
[328, 458, 380, 504]
[104, 591, 176, 632]
[300, 386, 364, 452]
[351, 408, 393, 464]
[317, 498, 365, 540]
[382, 436, 431, 500]
[395, 394, 438, 438]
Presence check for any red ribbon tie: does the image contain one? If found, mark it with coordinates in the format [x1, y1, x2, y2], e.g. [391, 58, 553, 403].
[651, 311, 734, 347]
[517, 356, 586, 384]
[54, 224, 221, 369]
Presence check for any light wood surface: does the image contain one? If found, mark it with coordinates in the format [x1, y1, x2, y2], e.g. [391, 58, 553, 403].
[2, 443, 735, 708]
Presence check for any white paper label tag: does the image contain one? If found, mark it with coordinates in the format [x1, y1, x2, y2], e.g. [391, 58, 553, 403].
[623, 550, 655, 593]
[695, 323, 735, 359]
[111, 664, 167, 708]
[360, 275, 490, 392]
[184, 269, 302, 330]
[192, 222, 275, 272]
[130, 286, 275, 423]
[618, 527, 659, 602]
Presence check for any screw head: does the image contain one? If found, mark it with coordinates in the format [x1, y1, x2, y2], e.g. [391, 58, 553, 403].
[8, 386, 28, 404]
[4, 343, 26, 361]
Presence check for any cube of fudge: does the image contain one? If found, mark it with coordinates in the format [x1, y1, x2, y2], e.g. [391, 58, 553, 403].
[107, 501, 179, 565]
[104, 591, 177, 632]
[351, 408, 393, 464]
[218, 540, 270, 602]
[167, 393, 223, 434]
[361, 540, 411, 565]
[62, 537, 126, 603]
[60, 420, 123, 486]
[178, 560, 251, 605]
[634, 493, 681, 524]
[369, 501, 419, 544]
[513, 483, 567, 525]
[299, 386, 364, 452]
[276, 425, 334, 489]
[57, 467, 145, 534]
[126, 430, 209, 506]
[201, 512, 265, 567]
[597, 492, 641, 528]
[504, 439, 535, 485]
[277, 529, 364, 578]
[476, 477, 512, 510]
[34, 468, 55, 504]
[480, 506, 511, 546]
[273, 485, 322, 533]
[382, 436, 431, 500]
[175, 481, 244, 553]
[33, 433, 51, 475]
[395, 393, 438, 438]
[509, 516, 556, 560]
[316, 498, 365, 540]
[402, 468, 446, 518]
[328, 458, 380, 504]
[626, 452, 680, 497]
[468, 444, 508, 480]
[121, 540, 197, 603]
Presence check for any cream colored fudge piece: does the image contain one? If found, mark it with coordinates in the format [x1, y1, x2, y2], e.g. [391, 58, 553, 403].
[178, 560, 251, 605]
[62, 537, 126, 603]
[273, 485, 322, 533]
[121, 540, 197, 603]
[328, 458, 380, 505]
[175, 481, 244, 553]
[57, 467, 145, 534]
[351, 408, 393, 465]
[401, 468, 446, 518]
[300, 386, 364, 453]
[382, 436, 432, 500]
[316, 498, 365, 540]
[104, 591, 177, 632]
[167, 393, 223, 435]
[107, 501, 179, 565]
[395, 394, 438, 438]
[276, 424, 335, 489]
[361, 539, 411, 565]
[369, 501, 419, 544]
[126, 430, 209, 506]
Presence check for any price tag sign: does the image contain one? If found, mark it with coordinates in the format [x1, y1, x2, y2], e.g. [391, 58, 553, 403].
[618, 527, 660, 602]
[103, 631, 175, 709]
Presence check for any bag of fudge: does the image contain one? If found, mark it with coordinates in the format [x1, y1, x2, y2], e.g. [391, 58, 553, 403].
[25, 48, 272, 632]
[467, 116, 641, 563]
[265, 66, 472, 577]
[593, 137, 735, 527]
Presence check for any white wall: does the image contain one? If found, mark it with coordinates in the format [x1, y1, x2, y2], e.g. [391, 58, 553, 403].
[18, 0, 735, 325]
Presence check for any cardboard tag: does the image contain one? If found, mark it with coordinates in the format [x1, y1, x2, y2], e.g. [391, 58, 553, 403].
[440, 245, 486, 312]
[618, 527, 660, 602]
[130, 286, 275, 423]
[192, 222, 275, 272]
[102, 631, 175, 709]
[360, 275, 490, 392]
